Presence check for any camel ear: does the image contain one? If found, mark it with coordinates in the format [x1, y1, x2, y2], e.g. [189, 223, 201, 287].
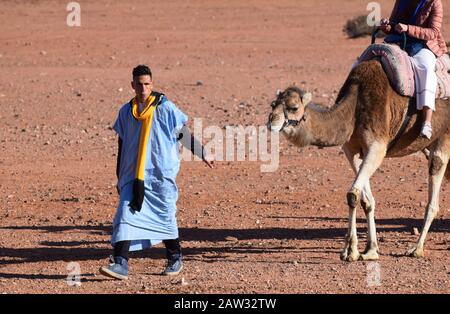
[276, 89, 282, 96]
[301, 92, 312, 105]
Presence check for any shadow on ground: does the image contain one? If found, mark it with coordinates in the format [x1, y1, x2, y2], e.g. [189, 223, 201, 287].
[0, 216, 447, 280]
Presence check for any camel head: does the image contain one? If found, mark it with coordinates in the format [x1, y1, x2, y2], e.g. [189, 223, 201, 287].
[267, 86, 312, 134]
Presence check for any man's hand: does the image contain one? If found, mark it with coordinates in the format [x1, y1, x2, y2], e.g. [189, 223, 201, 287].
[394, 23, 408, 33]
[202, 153, 215, 169]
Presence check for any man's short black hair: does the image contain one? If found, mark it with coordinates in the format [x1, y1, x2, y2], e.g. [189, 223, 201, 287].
[132, 65, 152, 79]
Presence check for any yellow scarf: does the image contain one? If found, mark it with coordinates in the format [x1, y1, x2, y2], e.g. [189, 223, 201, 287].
[132, 94, 157, 181]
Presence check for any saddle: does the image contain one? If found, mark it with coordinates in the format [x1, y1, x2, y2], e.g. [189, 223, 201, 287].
[358, 43, 450, 99]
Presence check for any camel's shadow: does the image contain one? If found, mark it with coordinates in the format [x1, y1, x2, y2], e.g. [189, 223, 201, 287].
[273, 216, 450, 233]
[0, 217, 448, 280]
[0, 224, 342, 265]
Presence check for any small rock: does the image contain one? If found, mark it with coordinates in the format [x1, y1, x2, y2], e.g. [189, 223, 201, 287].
[118, 88, 123, 92]
[110, 56, 116, 60]
[61, 197, 79, 202]
[40, 50, 47, 56]
[196, 81, 203, 86]
[412, 227, 420, 236]
[420, 201, 427, 207]
[181, 277, 188, 286]
[225, 236, 238, 242]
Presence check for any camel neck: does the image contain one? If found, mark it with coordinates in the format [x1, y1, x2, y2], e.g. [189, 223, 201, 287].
[289, 94, 357, 148]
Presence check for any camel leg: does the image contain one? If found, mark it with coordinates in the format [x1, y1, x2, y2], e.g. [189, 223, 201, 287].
[342, 141, 386, 262]
[350, 142, 386, 262]
[340, 191, 360, 262]
[342, 145, 379, 261]
[340, 144, 360, 261]
[359, 180, 379, 261]
[407, 148, 449, 258]
[350, 142, 387, 194]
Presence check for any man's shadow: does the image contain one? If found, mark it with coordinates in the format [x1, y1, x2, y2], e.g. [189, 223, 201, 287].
[0, 217, 448, 280]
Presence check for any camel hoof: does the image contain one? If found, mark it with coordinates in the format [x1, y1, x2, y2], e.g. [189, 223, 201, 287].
[407, 247, 424, 258]
[340, 249, 360, 262]
[345, 252, 360, 262]
[360, 250, 379, 261]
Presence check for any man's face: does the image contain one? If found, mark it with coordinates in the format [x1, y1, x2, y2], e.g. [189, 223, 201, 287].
[131, 75, 153, 102]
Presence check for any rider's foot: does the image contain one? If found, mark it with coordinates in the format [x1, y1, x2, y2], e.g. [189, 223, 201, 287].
[420, 122, 432, 140]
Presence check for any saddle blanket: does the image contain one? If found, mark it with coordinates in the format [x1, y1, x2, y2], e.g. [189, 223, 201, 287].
[358, 43, 450, 99]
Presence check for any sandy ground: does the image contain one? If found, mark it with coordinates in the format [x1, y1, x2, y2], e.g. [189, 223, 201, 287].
[0, 0, 449, 294]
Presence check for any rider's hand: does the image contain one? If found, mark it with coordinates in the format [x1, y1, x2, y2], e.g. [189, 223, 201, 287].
[394, 23, 408, 33]
[380, 18, 390, 26]
[379, 18, 391, 33]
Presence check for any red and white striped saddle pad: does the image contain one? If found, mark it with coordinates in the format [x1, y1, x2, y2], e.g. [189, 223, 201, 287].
[358, 43, 450, 99]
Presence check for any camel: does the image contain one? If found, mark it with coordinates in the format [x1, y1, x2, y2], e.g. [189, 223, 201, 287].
[267, 59, 450, 261]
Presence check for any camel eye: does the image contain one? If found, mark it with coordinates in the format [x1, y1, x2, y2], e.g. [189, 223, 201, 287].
[290, 107, 299, 112]
[270, 101, 277, 108]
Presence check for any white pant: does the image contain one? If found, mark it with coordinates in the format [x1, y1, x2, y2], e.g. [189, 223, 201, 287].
[410, 48, 437, 111]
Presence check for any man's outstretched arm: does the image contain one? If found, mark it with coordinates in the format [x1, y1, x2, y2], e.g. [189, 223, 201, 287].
[177, 125, 214, 168]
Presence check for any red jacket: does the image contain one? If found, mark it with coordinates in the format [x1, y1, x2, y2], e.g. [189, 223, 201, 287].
[386, 0, 448, 57]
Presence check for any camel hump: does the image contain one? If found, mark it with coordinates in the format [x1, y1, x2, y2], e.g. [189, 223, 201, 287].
[358, 43, 450, 99]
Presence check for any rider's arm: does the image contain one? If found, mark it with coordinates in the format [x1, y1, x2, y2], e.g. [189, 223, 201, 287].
[407, 0, 443, 41]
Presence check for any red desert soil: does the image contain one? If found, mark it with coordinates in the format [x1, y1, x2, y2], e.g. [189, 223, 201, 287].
[0, 0, 449, 294]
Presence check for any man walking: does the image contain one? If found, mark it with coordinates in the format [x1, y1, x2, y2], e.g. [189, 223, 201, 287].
[100, 65, 213, 280]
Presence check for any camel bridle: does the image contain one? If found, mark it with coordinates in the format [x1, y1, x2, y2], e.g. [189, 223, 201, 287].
[276, 103, 307, 132]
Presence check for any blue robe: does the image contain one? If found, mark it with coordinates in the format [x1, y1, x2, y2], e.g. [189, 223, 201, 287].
[112, 96, 188, 251]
